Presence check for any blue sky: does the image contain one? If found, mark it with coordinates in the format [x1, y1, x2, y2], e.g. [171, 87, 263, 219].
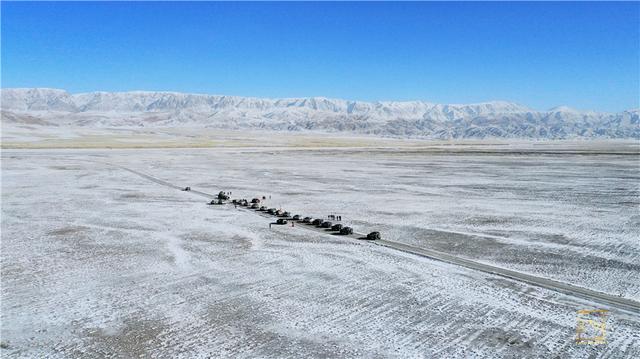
[2, 1, 638, 112]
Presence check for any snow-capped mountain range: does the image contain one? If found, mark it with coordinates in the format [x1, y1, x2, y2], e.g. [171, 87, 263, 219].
[2, 88, 638, 139]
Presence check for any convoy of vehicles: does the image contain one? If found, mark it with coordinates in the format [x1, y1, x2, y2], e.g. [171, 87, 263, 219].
[198, 188, 381, 240]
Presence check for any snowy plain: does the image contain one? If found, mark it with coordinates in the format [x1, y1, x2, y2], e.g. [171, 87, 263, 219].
[1, 144, 639, 358]
[64, 144, 640, 299]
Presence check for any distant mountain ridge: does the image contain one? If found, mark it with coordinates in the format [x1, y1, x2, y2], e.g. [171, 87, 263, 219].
[1, 88, 638, 139]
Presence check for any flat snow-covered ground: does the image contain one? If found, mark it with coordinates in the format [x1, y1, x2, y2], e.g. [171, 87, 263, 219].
[2, 147, 639, 358]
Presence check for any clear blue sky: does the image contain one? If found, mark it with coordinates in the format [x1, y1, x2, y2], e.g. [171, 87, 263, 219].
[2, 1, 638, 112]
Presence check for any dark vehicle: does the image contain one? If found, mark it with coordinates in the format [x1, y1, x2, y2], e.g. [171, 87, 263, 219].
[232, 199, 238, 204]
[251, 203, 259, 209]
[276, 218, 288, 225]
[302, 217, 312, 223]
[218, 191, 230, 200]
[259, 206, 267, 211]
[182, 186, 191, 191]
[321, 221, 332, 228]
[251, 198, 261, 204]
[209, 199, 224, 205]
[281, 211, 291, 217]
[292, 215, 301, 221]
[366, 231, 381, 240]
[241, 200, 249, 206]
[340, 227, 354, 235]
[267, 208, 277, 214]
[331, 224, 343, 231]
[312, 219, 323, 226]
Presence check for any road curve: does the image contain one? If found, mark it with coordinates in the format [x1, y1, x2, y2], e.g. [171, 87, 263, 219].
[100, 160, 640, 315]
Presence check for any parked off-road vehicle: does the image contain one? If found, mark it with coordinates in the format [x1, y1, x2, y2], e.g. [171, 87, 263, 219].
[218, 191, 230, 200]
[251, 203, 259, 209]
[312, 219, 323, 226]
[251, 198, 261, 204]
[281, 211, 291, 217]
[366, 231, 381, 240]
[267, 208, 277, 214]
[302, 217, 312, 223]
[340, 227, 354, 235]
[182, 186, 191, 191]
[331, 224, 343, 231]
[276, 218, 288, 225]
[259, 206, 267, 211]
[321, 221, 332, 228]
[292, 215, 301, 221]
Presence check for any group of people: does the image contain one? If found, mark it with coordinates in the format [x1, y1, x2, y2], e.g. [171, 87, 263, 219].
[328, 214, 342, 221]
